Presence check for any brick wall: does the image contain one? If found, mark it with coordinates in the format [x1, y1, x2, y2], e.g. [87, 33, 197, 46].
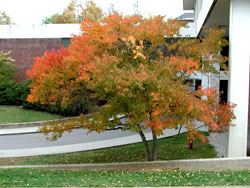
[0, 38, 63, 82]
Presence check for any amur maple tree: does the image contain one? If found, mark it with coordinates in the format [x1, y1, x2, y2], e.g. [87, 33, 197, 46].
[27, 13, 235, 161]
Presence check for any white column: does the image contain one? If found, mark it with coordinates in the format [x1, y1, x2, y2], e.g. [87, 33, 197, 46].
[228, 0, 250, 157]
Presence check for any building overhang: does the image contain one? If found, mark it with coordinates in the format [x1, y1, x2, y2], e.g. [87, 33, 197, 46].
[198, 0, 230, 37]
[183, 0, 195, 10]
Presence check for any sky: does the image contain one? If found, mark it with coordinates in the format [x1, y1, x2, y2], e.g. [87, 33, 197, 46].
[0, 0, 186, 24]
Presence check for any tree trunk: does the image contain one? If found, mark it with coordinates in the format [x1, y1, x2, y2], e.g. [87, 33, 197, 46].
[189, 139, 193, 150]
[151, 128, 157, 161]
[138, 125, 151, 161]
[178, 125, 183, 135]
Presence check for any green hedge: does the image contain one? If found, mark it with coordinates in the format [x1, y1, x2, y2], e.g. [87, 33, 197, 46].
[0, 81, 29, 105]
[0, 81, 89, 116]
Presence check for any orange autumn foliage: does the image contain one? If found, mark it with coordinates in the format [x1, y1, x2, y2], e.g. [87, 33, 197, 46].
[27, 13, 235, 160]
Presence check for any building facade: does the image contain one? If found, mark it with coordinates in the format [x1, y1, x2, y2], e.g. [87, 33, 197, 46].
[0, 24, 80, 82]
[183, 0, 250, 157]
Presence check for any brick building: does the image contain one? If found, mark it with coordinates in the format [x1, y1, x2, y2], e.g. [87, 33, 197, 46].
[0, 24, 80, 82]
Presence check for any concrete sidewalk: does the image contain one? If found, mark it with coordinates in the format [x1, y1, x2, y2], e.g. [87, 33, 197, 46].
[0, 116, 79, 135]
[0, 126, 39, 135]
[0, 125, 206, 158]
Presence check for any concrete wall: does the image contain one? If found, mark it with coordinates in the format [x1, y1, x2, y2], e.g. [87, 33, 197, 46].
[0, 24, 80, 39]
[179, 22, 196, 37]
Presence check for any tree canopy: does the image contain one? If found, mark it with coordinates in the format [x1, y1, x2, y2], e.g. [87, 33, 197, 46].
[0, 11, 13, 24]
[27, 14, 235, 161]
[0, 51, 15, 83]
[42, 0, 103, 24]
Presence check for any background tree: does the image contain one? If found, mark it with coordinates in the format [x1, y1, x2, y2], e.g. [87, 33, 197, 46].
[42, 14, 57, 24]
[42, 0, 103, 24]
[107, 3, 115, 15]
[0, 11, 13, 24]
[78, 0, 103, 22]
[0, 51, 15, 83]
[27, 14, 235, 161]
[133, 0, 140, 15]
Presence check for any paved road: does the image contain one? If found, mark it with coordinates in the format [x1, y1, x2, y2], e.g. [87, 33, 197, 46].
[0, 128, 141, 150]
[0, 122, 205, 158]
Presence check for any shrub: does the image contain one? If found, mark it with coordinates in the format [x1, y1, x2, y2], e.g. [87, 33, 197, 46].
[0, 80, 89, 116]
[0, 81, 29, 105]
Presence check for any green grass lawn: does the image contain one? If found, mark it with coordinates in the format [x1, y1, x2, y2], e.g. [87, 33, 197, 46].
[0, 168, 249, 187]
[0, 133, 216, 166]
[0, 105, 64, 124]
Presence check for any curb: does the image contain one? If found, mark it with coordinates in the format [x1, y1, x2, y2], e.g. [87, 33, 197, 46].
[0, 113, 125, 135]
[0, 157, 249, 171]
[0, 114, 93, 135]
[0, 116, 81, 129]
[0, 115, 206, 136]
[0, 117, 76, 135]
[0, 110, 119, 130]
[0, 126, 39, 135]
